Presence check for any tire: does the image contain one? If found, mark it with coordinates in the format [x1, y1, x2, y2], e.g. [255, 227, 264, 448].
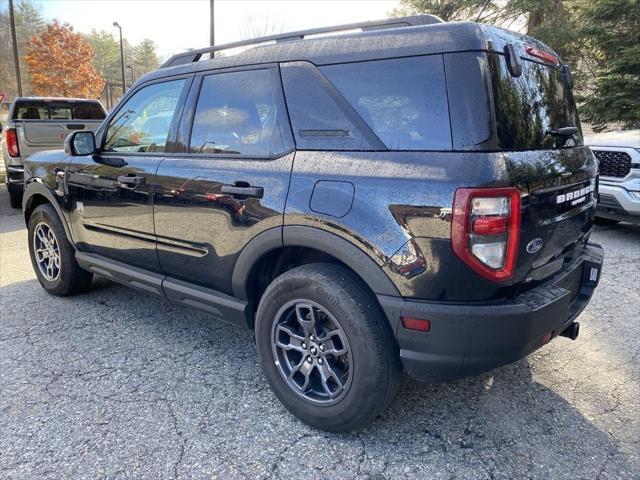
[7, 184, 23, 209]
[255, 263, 401, 432]
[27, 203, 93, 296]
[594, 216, 619, 226]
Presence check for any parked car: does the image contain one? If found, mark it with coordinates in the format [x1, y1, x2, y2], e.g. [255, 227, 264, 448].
[1, 97, 106, 208]
[21, 16, 603, 432]
[585, 130, 640, 225]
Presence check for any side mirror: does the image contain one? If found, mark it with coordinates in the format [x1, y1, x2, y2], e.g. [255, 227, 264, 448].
[64, 130, 96, 156]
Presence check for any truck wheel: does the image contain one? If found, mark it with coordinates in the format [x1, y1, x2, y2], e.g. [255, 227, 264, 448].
[27, 203, 93, 296]
[7, 184, 23, 209]
[255, 263, 401, 432]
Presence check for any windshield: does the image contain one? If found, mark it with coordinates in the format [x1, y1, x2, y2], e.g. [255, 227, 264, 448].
[489, 55, 582, 150]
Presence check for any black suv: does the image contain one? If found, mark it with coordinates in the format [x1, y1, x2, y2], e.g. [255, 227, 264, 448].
[22, 16, 604, 432]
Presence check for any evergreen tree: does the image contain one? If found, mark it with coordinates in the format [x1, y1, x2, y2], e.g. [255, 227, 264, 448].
[578, 0, 640, 130]
[84, 29, 121, 84]
[392, 0, 500, 21]
[132, 39, 160, 77]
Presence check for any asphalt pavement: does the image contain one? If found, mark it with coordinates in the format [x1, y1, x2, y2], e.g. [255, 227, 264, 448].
[1, 185, 638, 479]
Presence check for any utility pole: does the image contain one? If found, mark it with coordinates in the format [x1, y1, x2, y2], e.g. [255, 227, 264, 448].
[8, 0, 23, 97]
[210, 0, 215, 58]
[113, 22, 126, 95]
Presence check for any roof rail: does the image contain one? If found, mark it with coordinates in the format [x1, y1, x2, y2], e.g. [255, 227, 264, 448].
[160, 15, 443, 68]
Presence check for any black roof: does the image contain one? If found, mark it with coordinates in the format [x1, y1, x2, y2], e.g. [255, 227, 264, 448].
[138, 17, 558, 84]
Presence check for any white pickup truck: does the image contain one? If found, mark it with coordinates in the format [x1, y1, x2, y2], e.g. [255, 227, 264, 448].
[1, 97, 106, 208]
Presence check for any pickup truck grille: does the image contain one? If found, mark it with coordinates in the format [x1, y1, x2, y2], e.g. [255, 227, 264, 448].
[593, 150, 632, 178]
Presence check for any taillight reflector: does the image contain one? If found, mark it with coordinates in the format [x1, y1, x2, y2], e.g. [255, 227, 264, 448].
[451, 187, 521, 282]
[401, 317, 431, 332]
[524, 44, 560, 66]
[6, 128, 20, 157]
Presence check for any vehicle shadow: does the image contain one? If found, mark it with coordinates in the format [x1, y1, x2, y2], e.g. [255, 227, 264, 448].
[1, 276, 636, 479]
[0, 186, 25, 235]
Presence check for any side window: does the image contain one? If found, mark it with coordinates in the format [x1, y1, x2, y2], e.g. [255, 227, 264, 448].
[321, 56, 452, 151]
[189, 69, 286, 156]
[280, 61, 384, 151]
[103, 79, 186, 153]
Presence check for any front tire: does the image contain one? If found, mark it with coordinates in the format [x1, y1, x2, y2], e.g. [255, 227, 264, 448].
[27, 203, 93, 296]
[255, 263, 401, 432]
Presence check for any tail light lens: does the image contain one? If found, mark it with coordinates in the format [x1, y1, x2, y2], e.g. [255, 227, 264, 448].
[451, 187, 521, 282]
[6, 128, 20, 157]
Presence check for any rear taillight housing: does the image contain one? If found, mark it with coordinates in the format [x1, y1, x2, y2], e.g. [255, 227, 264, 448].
[451, 187, 521, 282]
[6, 128, 20, 157]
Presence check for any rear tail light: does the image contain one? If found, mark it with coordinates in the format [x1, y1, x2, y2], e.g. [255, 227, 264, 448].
[6, 128, 20, 157]
[451, 187, 521, 282]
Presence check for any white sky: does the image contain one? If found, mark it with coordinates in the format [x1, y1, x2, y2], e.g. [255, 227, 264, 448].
[37, 0, 401, 60]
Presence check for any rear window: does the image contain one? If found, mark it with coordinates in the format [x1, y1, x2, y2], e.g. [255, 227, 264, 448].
[320, 56, 452, 151]
[12, 101, 105, 121]
[489, 55, 582, 150]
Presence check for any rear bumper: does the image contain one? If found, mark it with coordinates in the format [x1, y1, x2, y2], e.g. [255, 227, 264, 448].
[378, 242, 604, 382]
[597, 179, 640, 224]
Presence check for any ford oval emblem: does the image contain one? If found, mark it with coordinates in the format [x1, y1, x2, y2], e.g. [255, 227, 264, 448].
[526, 238, 544, 254]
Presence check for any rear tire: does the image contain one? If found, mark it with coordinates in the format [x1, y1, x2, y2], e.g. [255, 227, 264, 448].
[255, 263, 401, 432]
[7, 184, 23, 209]
[27, 203, 93, 296]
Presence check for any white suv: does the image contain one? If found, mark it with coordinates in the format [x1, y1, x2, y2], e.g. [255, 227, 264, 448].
[585, 130, 640, 225]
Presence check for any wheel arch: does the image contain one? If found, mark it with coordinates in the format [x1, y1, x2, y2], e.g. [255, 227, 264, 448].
[23, 182, 75, 247]
[232, 226, 400, 327]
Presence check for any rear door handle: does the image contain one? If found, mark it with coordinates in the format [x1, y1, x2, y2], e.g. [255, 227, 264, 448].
[221, 185, 263, 198]
[118, 175, 145, 186]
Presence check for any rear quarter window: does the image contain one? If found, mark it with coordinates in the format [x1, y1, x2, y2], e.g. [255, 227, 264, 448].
[320, 56, 452, 151]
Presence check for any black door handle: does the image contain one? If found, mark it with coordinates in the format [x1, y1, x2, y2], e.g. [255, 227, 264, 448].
[118, 175, 145, 186]
[67, 124, 85, 130]
[93, 155, 127, 168]
[221, 185, 263, 198]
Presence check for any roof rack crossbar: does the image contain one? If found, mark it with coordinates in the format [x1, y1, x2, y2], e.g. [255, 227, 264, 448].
[160, 15, 443, 68]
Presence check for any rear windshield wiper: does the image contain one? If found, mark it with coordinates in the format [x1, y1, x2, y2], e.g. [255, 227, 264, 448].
[546, 126, 579, 137]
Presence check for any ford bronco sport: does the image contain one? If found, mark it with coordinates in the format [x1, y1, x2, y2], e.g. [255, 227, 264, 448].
[22, 16, 604, 432]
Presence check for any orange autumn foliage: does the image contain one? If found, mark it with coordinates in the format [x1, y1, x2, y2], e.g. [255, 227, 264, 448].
[25, 21, 105, 98]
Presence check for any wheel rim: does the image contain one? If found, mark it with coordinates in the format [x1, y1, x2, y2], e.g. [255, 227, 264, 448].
[271, 299, 353, 405]
[33, 222, 61, 282]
